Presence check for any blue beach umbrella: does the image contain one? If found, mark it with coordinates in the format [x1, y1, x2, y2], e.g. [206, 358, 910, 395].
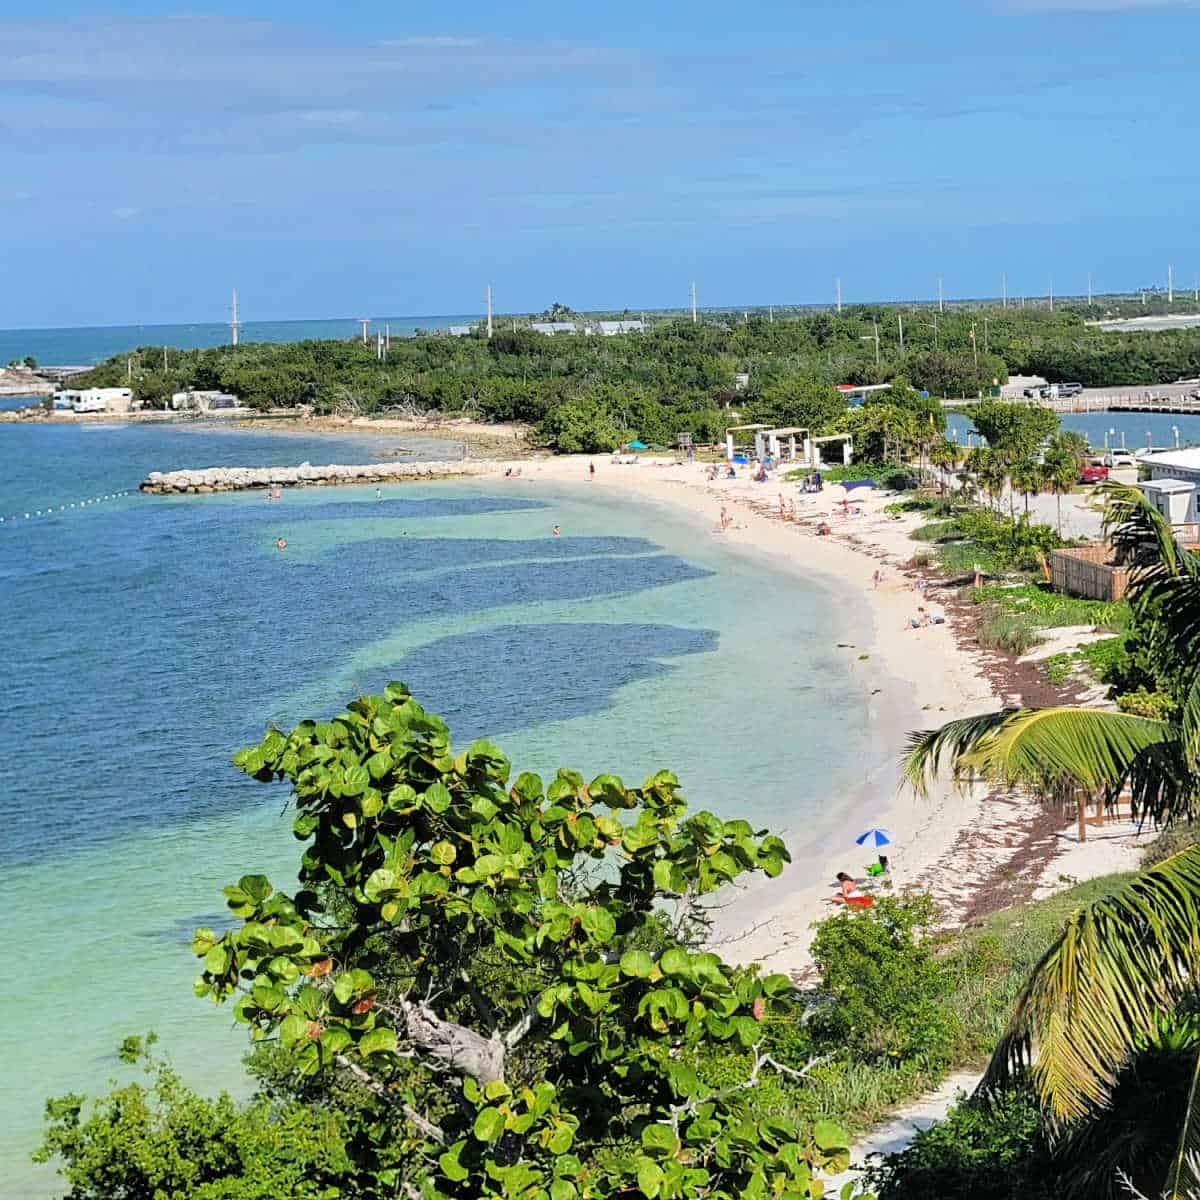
[855, 828, 892, 848]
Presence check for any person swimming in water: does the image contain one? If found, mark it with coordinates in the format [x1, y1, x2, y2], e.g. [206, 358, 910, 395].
[552, 525, 560, 536]
[276, 537, 287, 550]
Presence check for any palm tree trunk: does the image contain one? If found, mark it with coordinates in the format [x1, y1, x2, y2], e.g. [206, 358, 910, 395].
[1056, 490, 1062, 535]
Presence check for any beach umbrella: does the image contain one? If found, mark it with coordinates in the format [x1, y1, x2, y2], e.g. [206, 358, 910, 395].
[855, 828, 892, 848]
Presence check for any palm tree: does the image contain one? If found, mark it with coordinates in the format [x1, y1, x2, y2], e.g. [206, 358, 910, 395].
[1041, 431, 1087, 535]
[1011, 456, 1046, 519]
[903, 482, 1200, 1198]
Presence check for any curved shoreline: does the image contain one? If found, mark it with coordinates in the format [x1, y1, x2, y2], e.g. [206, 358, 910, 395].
[462, 454, 1143, 974]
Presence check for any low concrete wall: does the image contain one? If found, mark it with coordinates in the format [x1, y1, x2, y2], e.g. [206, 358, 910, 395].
[139, 460, 487, 494]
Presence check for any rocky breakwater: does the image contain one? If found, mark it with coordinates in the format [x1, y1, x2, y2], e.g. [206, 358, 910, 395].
[139, 460, 488, 494]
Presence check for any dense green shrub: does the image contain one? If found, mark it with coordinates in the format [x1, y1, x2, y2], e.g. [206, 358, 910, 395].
[534, 395, 624, 452]
[35, 1042, 357, 1200]
[862, 1089, 1054, 1200]
[1115, 687, 1178, 720]
[809, 896, 959, 1072]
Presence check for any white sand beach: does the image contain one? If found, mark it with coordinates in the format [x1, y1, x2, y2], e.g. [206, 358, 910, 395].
[476, 453, 1145, 975]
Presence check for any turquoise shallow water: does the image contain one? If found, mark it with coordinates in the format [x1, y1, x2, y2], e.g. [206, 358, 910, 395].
[0, 424, 890, 1197]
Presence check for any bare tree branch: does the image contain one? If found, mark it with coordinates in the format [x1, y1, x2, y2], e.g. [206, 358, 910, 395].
[334, 1054, 446, 1145]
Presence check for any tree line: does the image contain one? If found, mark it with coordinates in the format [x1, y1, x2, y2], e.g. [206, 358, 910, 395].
[67, 305, 1200, 454]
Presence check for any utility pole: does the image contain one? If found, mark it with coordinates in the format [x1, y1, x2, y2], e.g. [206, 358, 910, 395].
[1002, 272, 1007, 309]
[385, 324, 390, 353]
[358, 318, 370, 345]
[920, 315, 938, 348]
[163, 346, 168, 372]
[1194, 276, 1199, 303]
[969, 324, 978, 369]
[376, 330, 383, 361]
[898, 312, 904, 352]
[486, 285, 493, 338]
[860, 321, 880, 368]
[938, 275, 944, 313]
[1169, 264, 1174, 303]
[230, 289, 240, 346]
[769, 305, 774, 323]
[1048, 276, 1054, 312]
[983, 316, 989, 354]
[836, 277, 842, 314]
[690, 282, 697, 324]
[1087, 272, 1092, 306]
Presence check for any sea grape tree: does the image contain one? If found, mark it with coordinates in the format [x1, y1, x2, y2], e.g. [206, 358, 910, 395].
[193, 683, 858, 1199]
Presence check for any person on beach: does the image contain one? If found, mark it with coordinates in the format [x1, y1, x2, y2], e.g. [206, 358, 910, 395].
[589, 462, 595, 480]
[275, 537, 287, 551]
[831, 872, 867, 905]
[872, 569, 883, 589]
[778, 494, 786, 518]
[786, 499, 796, 521]
[719, 506, 731, 532]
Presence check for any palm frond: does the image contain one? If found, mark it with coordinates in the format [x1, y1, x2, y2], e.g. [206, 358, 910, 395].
[1101, 482, 1195, 588]
[904, 706, 1175, 807]
[980, 845, 1200, 1125]
[1101, 481, 1200, 778]
[901, 709, 1020, 795]
[1165, 1049, 1200, 1200]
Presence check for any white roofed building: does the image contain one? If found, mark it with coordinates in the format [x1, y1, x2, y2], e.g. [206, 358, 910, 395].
[593, 320, 644, 336]
[529, 322, 578, 335]
[1140, 448, 1200, 484]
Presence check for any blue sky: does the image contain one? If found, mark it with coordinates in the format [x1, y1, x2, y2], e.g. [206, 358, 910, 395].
[1, 0, 1198, 327]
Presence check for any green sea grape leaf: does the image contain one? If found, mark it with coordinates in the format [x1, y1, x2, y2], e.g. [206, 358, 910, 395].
[474, 1107, 505, 1143]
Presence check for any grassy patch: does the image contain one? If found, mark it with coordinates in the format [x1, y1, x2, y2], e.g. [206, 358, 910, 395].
[884, 496, 949, 518]
[945, 873, 1136, 1063]
[1041, 637, 1129, 687]
[971, 583, 1131, 632]
[978, 612, 1045, 656]
[937, 542, 1007, 576]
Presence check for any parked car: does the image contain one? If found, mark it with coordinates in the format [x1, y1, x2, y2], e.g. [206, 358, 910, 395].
[1059, 382, 1084, 397]
[1079, 463, 1110, 484]
[1104, 451, 1138, 468]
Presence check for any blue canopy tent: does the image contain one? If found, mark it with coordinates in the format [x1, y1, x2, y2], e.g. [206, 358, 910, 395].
[626, 440, 648, 451]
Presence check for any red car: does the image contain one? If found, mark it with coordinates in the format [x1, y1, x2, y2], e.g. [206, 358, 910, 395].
[1079, 463, 1109, 484]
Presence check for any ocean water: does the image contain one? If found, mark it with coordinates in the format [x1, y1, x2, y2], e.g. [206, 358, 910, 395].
[0, 314, 482, 367]
[0, 422, 894, 1197]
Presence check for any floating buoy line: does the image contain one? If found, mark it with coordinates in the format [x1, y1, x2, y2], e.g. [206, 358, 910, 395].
[1, 490, 134, 524]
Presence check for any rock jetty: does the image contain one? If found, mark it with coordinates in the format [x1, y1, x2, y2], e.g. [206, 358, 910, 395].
[139, 460, 487, 494]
